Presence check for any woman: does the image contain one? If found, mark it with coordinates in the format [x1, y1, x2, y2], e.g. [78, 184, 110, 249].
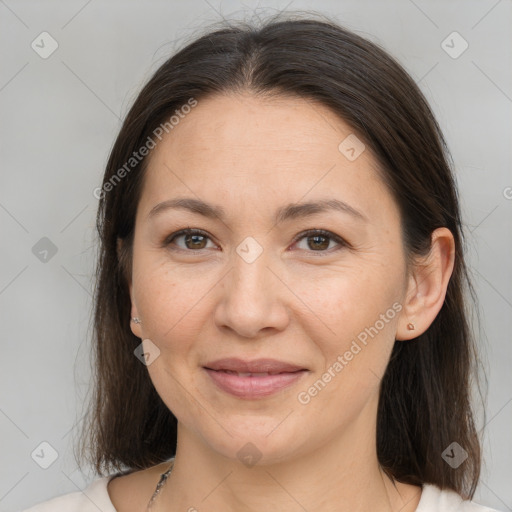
[23, 12, 502, 512]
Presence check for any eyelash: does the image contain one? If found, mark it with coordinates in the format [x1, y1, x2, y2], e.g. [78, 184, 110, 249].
[163, 228, 349, 255]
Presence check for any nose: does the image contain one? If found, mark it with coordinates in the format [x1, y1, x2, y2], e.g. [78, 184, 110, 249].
[213, 241, 290, 339]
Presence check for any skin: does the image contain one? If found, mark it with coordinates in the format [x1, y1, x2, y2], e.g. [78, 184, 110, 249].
[108, 92, 455, 512]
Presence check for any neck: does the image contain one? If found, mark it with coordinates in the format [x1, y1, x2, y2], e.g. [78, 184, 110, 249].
[158, 406, 422, 512]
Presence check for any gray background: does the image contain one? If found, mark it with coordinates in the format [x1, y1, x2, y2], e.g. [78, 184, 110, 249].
[1, 0, 511, 510]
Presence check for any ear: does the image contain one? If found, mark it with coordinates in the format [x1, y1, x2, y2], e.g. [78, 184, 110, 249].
[396, 227, 455, 341]
[117, 237, 142, 338]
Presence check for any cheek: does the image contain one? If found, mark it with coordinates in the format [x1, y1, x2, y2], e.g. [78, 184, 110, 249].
[295, 282, 401, 422]
[132, 247, 201, 334]
[132, 262, 208, 423]
[292, 262, 403, 404]
[292, 262, 403, 339]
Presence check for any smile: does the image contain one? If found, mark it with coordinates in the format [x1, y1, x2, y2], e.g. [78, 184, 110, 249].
[203, 358, 309, 399]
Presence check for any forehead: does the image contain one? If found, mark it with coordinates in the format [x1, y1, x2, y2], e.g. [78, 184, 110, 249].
[155, 92, 359, 161]
[138, 92, 397, 224]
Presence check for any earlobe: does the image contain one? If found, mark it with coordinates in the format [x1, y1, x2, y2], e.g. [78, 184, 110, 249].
[396, 227, 455, 341]
[129, 301, 142, 338]
[128, 279, 141, 337]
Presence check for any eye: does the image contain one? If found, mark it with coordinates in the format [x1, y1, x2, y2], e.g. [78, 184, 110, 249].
[164, 228, 217, 252]
[291, 229, 348, 254]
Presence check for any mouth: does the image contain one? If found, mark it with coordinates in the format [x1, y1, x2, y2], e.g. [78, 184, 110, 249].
[215, 370, 296, 377]
[203, 358, 308, 399]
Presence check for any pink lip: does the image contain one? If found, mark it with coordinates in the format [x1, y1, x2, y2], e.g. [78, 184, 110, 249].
[203, 358, 308, 399]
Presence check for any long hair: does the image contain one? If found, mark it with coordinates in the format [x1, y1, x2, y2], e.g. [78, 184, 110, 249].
[78, 11, 485, 499]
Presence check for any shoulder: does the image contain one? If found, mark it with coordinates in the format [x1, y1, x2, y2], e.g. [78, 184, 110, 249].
[417, 484, 503, 512]
[19, 476, 114, 512]
[19, 461, 172, 512]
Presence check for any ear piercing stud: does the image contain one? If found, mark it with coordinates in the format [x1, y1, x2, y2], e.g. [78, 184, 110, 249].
[407, 323, 415, 331]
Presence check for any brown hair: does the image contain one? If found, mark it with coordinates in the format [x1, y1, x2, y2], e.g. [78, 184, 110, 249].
[78, 11, 486, 499]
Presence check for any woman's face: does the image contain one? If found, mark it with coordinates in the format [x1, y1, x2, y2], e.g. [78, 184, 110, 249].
[129, 92, 410, 464]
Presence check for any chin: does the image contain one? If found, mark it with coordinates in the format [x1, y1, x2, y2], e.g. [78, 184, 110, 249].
[194, 414, 310, 467]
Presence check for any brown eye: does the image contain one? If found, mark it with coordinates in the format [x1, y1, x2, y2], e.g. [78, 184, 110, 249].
[306, 234, 330, 250]
[165, 229, 215, 251]
[292, 229, 347, 253]
[183, 232, 208, 249]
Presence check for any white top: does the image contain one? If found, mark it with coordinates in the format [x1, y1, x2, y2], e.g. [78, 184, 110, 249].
[20, 476, 502, 512]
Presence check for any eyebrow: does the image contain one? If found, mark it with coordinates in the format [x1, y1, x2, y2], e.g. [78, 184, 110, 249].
[147, 197, 367, 223]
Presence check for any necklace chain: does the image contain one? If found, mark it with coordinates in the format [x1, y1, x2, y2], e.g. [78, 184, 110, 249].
[146, 458, 175, 511]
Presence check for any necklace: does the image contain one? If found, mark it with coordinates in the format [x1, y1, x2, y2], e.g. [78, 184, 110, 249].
[146, 458, 175, 510]
[144, 458, 405, 511]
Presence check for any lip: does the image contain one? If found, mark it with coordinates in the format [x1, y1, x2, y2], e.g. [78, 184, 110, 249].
[204, 357, 306, 374]
[203, 358, 308, 399]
